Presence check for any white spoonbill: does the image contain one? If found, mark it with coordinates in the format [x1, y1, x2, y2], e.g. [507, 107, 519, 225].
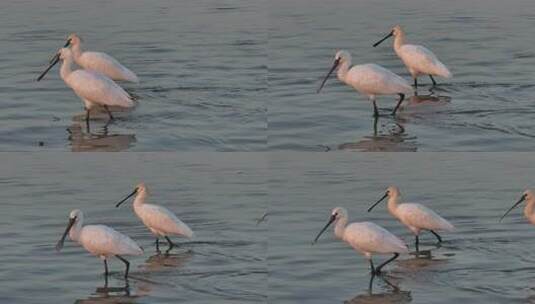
[373, 25, 452, 89]
[52, 33, 139, 83]
[116, 183, 194, 252]
[500, 190, 535, 224]
[56, 209, 143, 278]
[313, 207, 408, 275]
[37, 48, 134, 126]
[317, 50, 412, 117]
[368, 186, 455, 252]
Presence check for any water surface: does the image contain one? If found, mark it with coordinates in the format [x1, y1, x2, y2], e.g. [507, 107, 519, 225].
[0, 153, 266, 303]
[269, 0, 535, 151]
[269, 153, 535, 303]
[0, 0, 266, 151]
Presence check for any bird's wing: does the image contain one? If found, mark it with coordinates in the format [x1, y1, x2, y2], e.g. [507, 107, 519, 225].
[66, 70, 134, 107]
[81, 225, 142, 256]
[349, 64, 412, 95]
[344, 222, 408, 254]
[80, 51, 138, 82]
[141, 204, 194, 238]
[398, 203, 454, 231]
[400, 45, 451, 77]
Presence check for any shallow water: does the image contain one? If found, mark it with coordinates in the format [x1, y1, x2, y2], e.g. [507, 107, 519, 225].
[0, 0, 266, 151]
[0, 153, 266, 303]
[268, 0, 535, 151]
[269, 153, 535, 303]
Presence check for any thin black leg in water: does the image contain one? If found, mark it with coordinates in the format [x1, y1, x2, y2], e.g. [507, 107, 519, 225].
[413, 78, 418, 88]
[415, 235, 420, 252]
[103, 259, 109, 276]
[369, 259, 376, 274]
[372, 100, 379, 117]
[155, 238, 160, 252]
[165, 236, 176, 250]
[392, 94, 405, 116]
[104, 105, 114, 120]
[429, 75, 437, 86]
[85, 109, 91, 132]
[115, 255, 130, 278]
[430, 230, 442, 243]
[375, 253, 400, 274]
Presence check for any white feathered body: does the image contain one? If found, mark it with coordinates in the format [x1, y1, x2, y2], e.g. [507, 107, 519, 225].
[342, 64, 412, 97]
[393, 202, 455, 235]
[342, 222, 409, 258]
[133, 203, 194, 239]
[396, 44, 451, 79]
[75, 224, 143, 259]
[76, 51, 139, 83]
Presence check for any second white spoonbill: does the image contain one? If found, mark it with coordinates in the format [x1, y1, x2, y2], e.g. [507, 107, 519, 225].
[500, 190, 535, 224]
[56, 209, 143, 278]
[116, 183, 194, 252]
[368, 186, 454, 252]
[317, 50, 412, 117]
[373, 25, 452, 89]
[313, 207, 408, 275]
[37, 48, 134, 126]
[52, 33, 139, 83]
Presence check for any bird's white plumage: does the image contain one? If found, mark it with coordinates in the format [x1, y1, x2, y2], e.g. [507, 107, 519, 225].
[78, 225, 143, 258]
[68, 33, 139, 83]
[135, 203, 194, 238]
[64, 70, 134, 110]
[77, 51, 139, 83]
[398, 45, 451, 78]
[384, 186, 454, 235]
[343, 222, 409, 256]
[66, 210, 143, 259]
[387, 25, 451, 81]
[129, 183, 194, 240]
[345, 64, 413, 96]
[396, 203, 455, 233]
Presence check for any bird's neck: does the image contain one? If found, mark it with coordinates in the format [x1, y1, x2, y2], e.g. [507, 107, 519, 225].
[336, 60, 351, 83]
[60, 58, 74, 80]
[71, 43, 83, 61]
[69, 220, 83, 242]
[387, 195, 400, 217]
[525, 201, 535, 224]
[393, 32, 406, 54]
[334, 217, 347, 240]
[133, 191, 147, 207]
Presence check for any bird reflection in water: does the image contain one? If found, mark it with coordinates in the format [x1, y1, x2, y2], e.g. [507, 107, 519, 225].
[345, 274, 412, 304]
[67, 119, 136, 152]
[142, 250, 194, 273]
[73, 278, 139, 304]
[338, 116, 417, 152]
[411, 87, 452, 105]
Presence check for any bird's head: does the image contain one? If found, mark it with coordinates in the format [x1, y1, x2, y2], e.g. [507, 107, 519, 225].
[66, 33, 82, 46]
[312, 207, 347, 244]
[392, 25, 403, 37]
[334, 50, 351, 65]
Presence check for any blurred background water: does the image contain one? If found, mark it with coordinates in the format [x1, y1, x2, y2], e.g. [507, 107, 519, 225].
[0, 153, 266, 303]
[0, 0, 266, 151]
[269, 153, 535, 303]
[269, 0, 535, 151]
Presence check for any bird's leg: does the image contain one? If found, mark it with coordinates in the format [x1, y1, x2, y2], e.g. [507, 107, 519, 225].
[165, 236, 176, 251]
[373, 115, 378, 136]
[415, 235, 420, 253]
[392, 94, 405, 116]
[368, 272, 376, 293]
[103, 259, 109, 276]
[375, 253, 400, 274]
[155, 238, 160, 253]
[104, 105, 114, 121]
[430, 230, 442, 243]
[429, 75, 437, 86]
[115, 255, 130, 278]
[372, 99, 379, 118]
[369, 259, 376, 274]
[413, 78, 418, 89]
[85, 108, 91, 132]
